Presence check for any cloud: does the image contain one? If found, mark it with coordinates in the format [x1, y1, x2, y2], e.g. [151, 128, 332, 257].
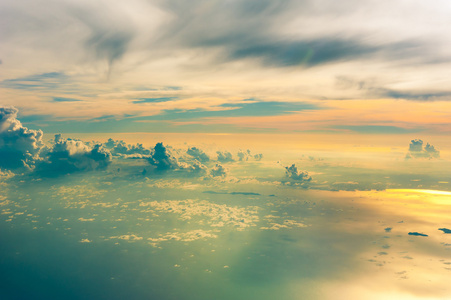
[237, 149, 263, 161]
[154, 0, 451, 70]
[37, 134, 112, 176]
[216, 151, 234, 163]
[132, 97, 178, 104]
[103, 138, 151, 156]
[406, 139, 440, 159]
[210, 164, 228, 178]
[333, 125, 421, 134]
[0, 168, 14, 180]
[228, 38, 379, 67]
[69, 2, 136, 71]
[438, 228, 451, 234]
[335, 76, 451, 101]
[133, 100, 320, 123]
[0, 106, 44, 170]
[408, 232, 428, 237]
[377, 89, 451, 102]
[139, 198, 258, 230]
[203, 191, 261, 196]
[186, 146, 210, 162]
[285, 164, 312, 182]
[147, 142, 179, 171]
[237, 149, 251, 161]
[53, 97, 83, 102]
[0, 72, 68, 91]
[178, 160, 208, 176]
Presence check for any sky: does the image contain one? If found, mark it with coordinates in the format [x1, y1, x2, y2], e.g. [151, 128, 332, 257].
[2, 0, 451, 134]
[1, 1, 451, 300]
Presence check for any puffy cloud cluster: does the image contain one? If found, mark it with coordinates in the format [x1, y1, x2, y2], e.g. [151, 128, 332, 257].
[0, 106, 269, 183]
[144, 143, 217, 177]
[186, 146, 209, 162]
[178, 160, 208, 175]
[147, 142, 179, 171]
[0, 107, 43, 170]
[285, 164, 312, 182]
[0, 168, 14, 180]
[237, 149, 263, 161]
[237, 149, 251, 161]
[210, 164, 228, 178]
[254, 153, 263, 161]
[37, 134, 112, 175]
[217, 151, 234, 163]
[0, 107, 265, 179]
[406, 139, 440, 159]
[104, 138, 151, 157]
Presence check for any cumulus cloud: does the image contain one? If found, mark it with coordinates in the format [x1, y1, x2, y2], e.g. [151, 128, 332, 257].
[237, 149, 251, 161]
[37, 135, 112, 176]
[217, 151, 234, 163]
[0, 106, 43, 170]
[104, 138, 151, 157]
[178, 160, 208, 176]
[406, 139, 440, 159]
[254, 153, 263, 161]
[186, 146, 209, 162]
[147, 142, 179, 171]
[235, 149, 263, 161]
[210, 164, 228, 178]
[285, 164, 312, 181]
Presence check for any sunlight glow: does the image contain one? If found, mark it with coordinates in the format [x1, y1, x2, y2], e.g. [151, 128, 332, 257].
[387, 189, 451, 196]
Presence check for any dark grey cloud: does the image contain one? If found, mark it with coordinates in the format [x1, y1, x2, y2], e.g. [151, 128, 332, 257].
[408, 232, 428, 237]
[335, 76, 451, 101]
[228, 38, 377, 67]
[0, 106, 44, 170]
[378, 89, 451, 101]
[203, 191, 261, 196]
[438, 228, 451, 234]
[153, 0, 449, 69]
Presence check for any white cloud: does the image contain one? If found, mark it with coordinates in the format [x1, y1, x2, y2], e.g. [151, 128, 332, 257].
[0, 106, 43, 170]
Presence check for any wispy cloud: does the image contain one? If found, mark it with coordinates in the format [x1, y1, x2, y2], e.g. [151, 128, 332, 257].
[1, 72, 67, 91]
[53, 97, 83, 102]
[132, 97, 178, 104]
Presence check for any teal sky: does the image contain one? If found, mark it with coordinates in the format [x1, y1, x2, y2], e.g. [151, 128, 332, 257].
[1, 2, 451, 299]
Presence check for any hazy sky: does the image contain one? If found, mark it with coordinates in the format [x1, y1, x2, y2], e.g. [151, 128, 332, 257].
[1, 0, 451, 133]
